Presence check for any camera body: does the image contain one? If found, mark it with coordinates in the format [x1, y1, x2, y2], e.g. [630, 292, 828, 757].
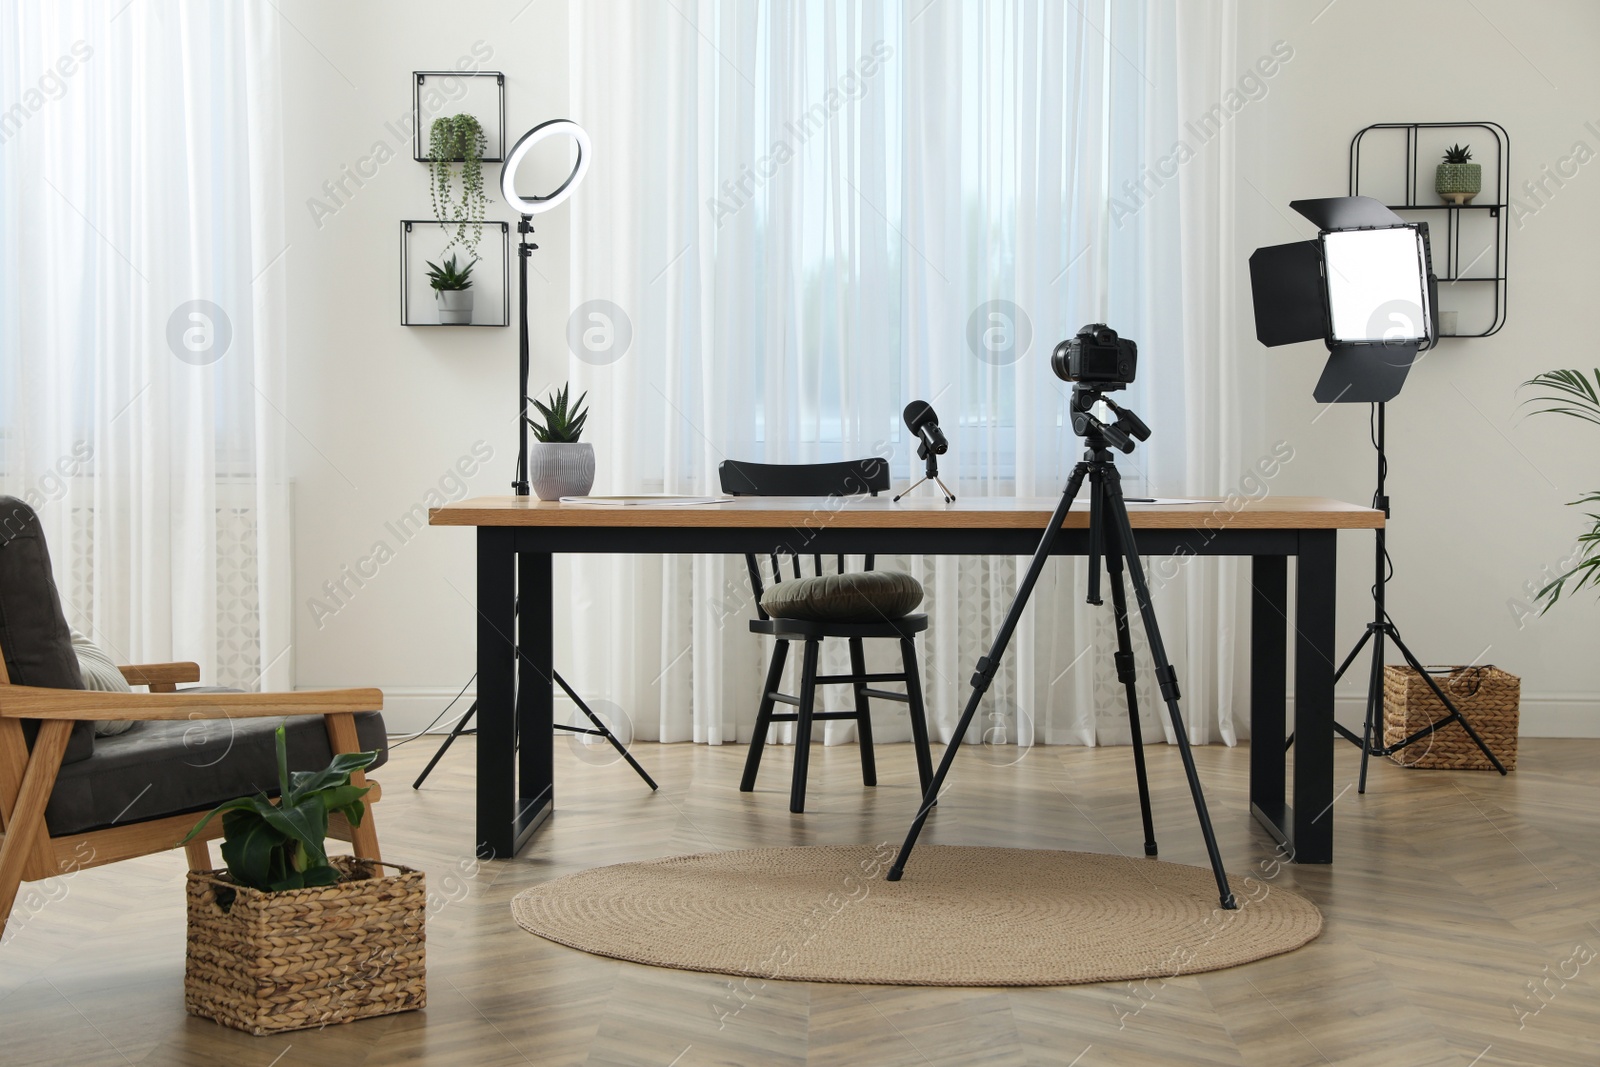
[1051, 323, 1137, 388]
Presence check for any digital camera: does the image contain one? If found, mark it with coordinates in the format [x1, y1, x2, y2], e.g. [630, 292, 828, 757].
[1051, 323, 1137, 387]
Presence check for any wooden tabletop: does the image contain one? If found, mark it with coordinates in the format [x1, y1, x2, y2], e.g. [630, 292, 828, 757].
[430, 495, 1383, 530]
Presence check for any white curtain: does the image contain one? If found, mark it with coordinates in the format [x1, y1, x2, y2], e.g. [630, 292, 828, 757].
[563, 0, 1263, 749]
[0, 1, 289, 691]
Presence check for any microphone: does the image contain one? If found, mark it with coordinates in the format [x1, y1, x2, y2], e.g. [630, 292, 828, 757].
[903, 401, 948, 459]
[895, 401, 955, 503]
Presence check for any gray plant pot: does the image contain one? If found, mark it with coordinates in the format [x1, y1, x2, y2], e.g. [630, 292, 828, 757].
[529, 442, 596, 500]
[436, 288, 474, 325]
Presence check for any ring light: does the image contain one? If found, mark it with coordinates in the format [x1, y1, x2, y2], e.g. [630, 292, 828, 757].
[500, 119, 591, 215]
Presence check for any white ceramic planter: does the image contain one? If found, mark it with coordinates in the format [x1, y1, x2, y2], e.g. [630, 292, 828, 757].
[529, 442, 596, 500]
[436, 288, 474, 325]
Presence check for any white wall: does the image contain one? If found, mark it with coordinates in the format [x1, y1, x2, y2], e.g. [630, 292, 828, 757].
[1249, 0, 1600, 735]
[279, 1, 569, 728]
[280, 0, 1600, 737]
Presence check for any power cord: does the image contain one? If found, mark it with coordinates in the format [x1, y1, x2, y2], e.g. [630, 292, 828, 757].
[388, 672, 477, 747]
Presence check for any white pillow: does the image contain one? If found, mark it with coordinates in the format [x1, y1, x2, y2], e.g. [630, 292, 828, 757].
[69, 629, 137, 737]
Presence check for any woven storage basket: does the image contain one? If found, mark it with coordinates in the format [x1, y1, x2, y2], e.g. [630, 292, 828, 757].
[1382, 665, 1519, 771]
[185, 855, 426, 1035]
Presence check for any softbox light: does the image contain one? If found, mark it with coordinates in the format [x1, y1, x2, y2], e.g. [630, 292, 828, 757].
[1249, 195, 1437, 404]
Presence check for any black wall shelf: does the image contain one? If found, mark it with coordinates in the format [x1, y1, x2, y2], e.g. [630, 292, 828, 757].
[400, 220, 511, 328]
[1350, 122, 1509, 337]
[412, 70, 507, 162]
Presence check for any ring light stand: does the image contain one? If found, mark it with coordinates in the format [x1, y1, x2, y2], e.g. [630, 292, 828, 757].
[500, 119, 592, 496]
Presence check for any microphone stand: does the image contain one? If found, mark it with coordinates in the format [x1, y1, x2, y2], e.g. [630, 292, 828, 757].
[894, 433, 956, 503]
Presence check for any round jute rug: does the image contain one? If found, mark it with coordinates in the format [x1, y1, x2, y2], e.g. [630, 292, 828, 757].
[511, 844, 1322, 986]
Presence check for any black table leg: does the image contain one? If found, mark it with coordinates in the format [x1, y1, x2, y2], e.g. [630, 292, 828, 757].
[515, 551, 555, 849]
[476, 528, 518, 859]
[1291, 530, 1337, 863]
[1249, 555, 1289, 845]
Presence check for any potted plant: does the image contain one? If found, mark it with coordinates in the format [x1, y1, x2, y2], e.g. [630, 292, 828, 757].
[527, 382, 595, 500]
[428, 113, 490, 258]
[181, 726, 426, 1035]
[426, 252, 476, 325]
[1436, 143, 1481, 205]
[1522, 369, 1600, 610]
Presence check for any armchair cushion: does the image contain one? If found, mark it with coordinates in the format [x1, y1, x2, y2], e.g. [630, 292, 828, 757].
[0, 496, 94, 764]
[69, 629, 138, 737]
[44, 707, 388, 836]
[760, 569, 924, 622]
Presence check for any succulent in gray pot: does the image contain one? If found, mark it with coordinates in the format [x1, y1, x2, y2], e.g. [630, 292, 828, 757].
[527, 383, 595, 500]
[1436, 143, 1481, 205]
[426, 253, 476, 325]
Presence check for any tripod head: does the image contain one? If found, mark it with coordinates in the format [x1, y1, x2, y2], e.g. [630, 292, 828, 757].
[1069, 384, 1151, 455]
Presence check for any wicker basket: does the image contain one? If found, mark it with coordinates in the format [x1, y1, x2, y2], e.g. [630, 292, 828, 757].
[1382, 665, 1519, 771]
[185, 856, 426, 1035]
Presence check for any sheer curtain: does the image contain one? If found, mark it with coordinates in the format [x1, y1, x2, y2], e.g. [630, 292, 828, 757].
[563, 0, 1262, 749]
[0, 2, 289, 691]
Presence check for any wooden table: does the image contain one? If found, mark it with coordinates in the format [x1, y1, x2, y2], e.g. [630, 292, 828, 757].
[430, 495, 1382, 863]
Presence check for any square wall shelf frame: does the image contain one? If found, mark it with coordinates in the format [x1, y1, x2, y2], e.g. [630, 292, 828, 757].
[400, 220, 510, 327]
[413, 70, 507, 162]
[1350, 121, 1509, 337]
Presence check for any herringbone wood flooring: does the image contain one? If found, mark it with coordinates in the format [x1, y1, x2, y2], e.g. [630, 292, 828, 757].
[2, 736, 1596, 1066]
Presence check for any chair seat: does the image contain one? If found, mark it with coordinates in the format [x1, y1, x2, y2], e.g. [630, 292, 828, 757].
[751, 613, 929, 640]
[758, 569, 923, 623]
[45, 703, 388, 836]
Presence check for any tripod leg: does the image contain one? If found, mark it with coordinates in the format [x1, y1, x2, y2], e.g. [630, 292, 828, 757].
[893, 475, 930, 502]
[1104, 480, 1237, 910]
[553, 671, 660, 791]
[887, 461, 1092, 881]
[1356, 625, 1386, 793]
[1333, 625, 1375, 684]
[412, 701, 478, 790]
[1105, 547, 1158, 856]
[1388, 637, 1508, 775]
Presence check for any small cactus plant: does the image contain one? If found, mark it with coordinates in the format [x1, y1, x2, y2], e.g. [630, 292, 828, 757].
[527, 383, 589, 443]
[1436, 144, 1481, 204]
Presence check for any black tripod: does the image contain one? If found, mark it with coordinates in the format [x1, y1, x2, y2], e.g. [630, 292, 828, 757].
[1324, 403, 1506, 792]
[414, 670, 658, 791]
[886, 385, 1237, 910]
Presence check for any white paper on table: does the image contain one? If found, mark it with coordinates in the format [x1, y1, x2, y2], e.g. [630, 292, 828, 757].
[558, 495, 733, 506]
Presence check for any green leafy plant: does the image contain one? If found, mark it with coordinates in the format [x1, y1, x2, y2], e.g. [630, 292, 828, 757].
[1521, 368, 1600, 609]
[527, 382, 589, 443]
[183, 724, 377, 892]
[1442, 143, 1473, 164]
[424, 253, 476, 292]
[428, 113, 490, 257]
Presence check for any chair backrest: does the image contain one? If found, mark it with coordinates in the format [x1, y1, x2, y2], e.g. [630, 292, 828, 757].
[716, 460, 887, 620]
[718, 458, 888, 498]
[0, 497, 94, 764]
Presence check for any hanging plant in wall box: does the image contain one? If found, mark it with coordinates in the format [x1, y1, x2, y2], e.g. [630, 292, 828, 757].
[429, 113, 490, 258]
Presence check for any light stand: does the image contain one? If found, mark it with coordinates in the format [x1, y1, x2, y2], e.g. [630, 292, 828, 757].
[513, 215, 536, 495]
[417, 119, 654, 792]
[1249, 195, 1508, 791]
[1325, 403, 1506, 791]
[887, 383, 1237, 911]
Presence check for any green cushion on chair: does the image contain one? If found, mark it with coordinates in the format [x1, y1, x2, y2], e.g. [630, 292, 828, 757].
[760, 570, 924, 622]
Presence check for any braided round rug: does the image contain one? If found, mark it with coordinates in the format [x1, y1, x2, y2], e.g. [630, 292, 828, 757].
[511, 845, 1321, 986]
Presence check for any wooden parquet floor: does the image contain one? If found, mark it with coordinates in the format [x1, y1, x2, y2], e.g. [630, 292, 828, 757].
[2, 736, 1597, 1066]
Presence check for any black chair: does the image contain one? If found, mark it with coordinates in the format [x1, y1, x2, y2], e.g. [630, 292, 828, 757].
[719, 459, 934, 813]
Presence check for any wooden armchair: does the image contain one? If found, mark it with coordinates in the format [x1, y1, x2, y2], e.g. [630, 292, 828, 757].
[0, 498, 386, 940]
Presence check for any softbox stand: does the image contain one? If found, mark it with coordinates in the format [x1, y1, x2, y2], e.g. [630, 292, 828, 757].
[1313, 403, 1507, 791]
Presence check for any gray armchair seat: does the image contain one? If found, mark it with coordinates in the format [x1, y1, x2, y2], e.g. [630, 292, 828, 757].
[45, 705, 389, 836]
